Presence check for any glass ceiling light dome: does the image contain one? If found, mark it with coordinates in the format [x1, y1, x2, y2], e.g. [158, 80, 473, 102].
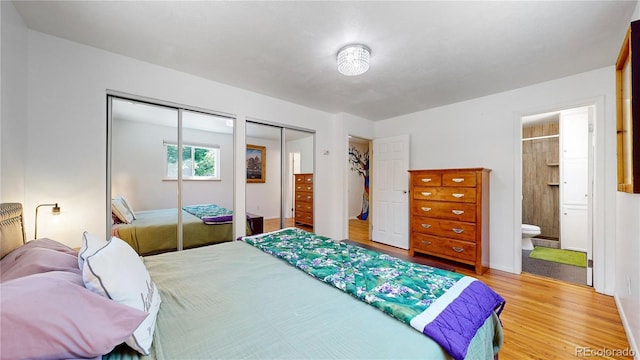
[337, 44, 371, 76]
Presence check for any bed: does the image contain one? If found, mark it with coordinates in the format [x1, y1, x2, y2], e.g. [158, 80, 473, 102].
[0, 203, 504, 360]
[111, 202, 263, 256]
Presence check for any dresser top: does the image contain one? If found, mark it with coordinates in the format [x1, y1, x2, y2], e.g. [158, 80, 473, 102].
[408, 167, 491, 173]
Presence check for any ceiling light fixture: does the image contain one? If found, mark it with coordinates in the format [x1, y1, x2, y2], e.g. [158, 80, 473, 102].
[337, 44, 371, 76]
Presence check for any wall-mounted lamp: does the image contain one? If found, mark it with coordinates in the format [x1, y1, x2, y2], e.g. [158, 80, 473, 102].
[34, 203, 61, 239]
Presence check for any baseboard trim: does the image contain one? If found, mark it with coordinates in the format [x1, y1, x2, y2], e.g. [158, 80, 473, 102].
[614, 294, 639, 359]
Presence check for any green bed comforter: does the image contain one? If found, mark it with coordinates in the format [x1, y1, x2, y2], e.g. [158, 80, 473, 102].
[105, 239, 502, 359]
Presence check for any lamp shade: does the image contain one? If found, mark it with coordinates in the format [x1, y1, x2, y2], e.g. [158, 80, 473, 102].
[337, 44, 370, 76]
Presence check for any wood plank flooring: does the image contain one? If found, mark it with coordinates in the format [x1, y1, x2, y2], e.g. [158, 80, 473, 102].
[267, 218, 634, 359]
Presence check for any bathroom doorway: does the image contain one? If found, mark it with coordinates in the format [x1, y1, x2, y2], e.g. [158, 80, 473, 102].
[521, 105, 593, 286]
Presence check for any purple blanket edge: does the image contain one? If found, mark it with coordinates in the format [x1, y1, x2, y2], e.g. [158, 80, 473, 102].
[422, 280, 505, 360]
[202, 215, 233, 224]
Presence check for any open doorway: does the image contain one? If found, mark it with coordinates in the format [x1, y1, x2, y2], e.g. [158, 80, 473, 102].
[348, 136, 370, 242]
[520, 105, 593, 286]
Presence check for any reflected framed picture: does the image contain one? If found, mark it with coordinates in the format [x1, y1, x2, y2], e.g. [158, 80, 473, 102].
[246, 144, 266, 183]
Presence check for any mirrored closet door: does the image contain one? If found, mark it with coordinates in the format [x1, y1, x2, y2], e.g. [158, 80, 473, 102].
[108, 95, 236, 255]
[245, 121, 314, 233]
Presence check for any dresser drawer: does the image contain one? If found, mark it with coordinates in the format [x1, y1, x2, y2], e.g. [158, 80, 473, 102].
[295, 183, 313, 192]
[411, 233, 476, 263]
[295, 174, 313, 184]
[413, 187, 476, 203]
[442, 172, 477, 187]
[412, 200, 476, 222]
[295, 192, 313, 202]
[295, 201, 313, 213]
[411, 216, 476, 241]
[411, 172, 441, 187]
[295, 210, 313, 225]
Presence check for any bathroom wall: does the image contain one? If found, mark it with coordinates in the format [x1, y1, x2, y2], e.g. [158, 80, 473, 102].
[522, 119, 560, 240]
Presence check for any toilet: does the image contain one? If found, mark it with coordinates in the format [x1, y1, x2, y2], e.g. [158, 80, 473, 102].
[521, 224, 541, 250]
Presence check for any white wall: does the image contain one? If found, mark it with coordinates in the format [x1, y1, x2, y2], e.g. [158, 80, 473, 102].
[24, 30, 343, 245]
[287, 136, 314, 174]
[0, 1, 28, 204]
[374, 67, 617, 296]
[112, 119, 234, 211]
[615, 193, 640, 357]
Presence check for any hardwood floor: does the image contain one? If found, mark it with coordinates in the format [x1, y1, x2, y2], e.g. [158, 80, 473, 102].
[347, 219, 633, 359]
[264, 218, 633, 359]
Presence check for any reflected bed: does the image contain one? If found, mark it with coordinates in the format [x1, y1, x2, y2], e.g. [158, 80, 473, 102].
[112, 205, 263, 256]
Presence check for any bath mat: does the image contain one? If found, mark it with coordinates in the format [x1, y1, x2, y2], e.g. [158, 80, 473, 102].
[529, 247, 587, 267]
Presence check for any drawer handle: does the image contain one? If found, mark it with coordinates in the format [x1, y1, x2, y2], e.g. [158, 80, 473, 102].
[421, 207, 432, 212]
[297, 178, 302, 182]
[452, 178, 465, 183]
[307, 196, 312, 200]
[420, 240, 432, 246]
[452, 193, 464, 198]
[306, 186, 312, 190]
[421, 224, 432, 229]
[452, 247, 464, 253]
[452, 228, 464, 234]
[452, 210, 464, 215]
[421, 178, 432, 183]
[421, 192, 432, 196]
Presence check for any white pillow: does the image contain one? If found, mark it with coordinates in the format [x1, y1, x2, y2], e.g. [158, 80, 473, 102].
[77, 231, 109, 269]
[83, 237, 161, 355]
[112, 198, 134, 224]
[117, 195, 136, 220]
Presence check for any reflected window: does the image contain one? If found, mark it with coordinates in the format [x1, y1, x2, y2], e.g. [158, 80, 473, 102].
[164, 142, 221, 180]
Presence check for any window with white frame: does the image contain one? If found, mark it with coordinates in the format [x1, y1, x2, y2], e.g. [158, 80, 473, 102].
[164, 142, 220, 180]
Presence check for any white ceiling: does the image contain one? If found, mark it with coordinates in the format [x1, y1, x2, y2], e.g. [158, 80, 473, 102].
[13, 1, 636, 121]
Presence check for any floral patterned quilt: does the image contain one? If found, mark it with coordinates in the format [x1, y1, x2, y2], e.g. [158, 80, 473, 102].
[241, 228, 505, 360]
[182, 204, 233, 224]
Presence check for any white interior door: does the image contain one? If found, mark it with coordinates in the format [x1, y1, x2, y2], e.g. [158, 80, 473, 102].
[559, 105, 593, 285]
[371, 135, 410, 249]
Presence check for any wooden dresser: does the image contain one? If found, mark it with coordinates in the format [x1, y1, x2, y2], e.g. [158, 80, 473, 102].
[408, 168, 490, 274]
[294, 173, 313, 227]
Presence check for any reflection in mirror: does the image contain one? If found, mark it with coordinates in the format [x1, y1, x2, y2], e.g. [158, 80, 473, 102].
[285, 129, 315, 231]
[109, 97, 242, 256]
[181, 110, 236, 248]
[111, 98, 179, 255]
[246, 122, 282, 232]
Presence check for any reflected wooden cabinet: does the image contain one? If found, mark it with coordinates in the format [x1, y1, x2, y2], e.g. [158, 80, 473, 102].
[409, 168, 490, 274]
[294, 173, 313, 227]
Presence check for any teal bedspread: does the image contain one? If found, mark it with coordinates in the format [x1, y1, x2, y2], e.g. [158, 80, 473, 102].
[242, 227, 505, 360]
[182, 203, 233, 224]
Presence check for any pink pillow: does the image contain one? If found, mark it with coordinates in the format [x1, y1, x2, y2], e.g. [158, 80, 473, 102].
[0, 271, 147, 359]
[0, 239, 80, 283]
[3, 238, 77, 257]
